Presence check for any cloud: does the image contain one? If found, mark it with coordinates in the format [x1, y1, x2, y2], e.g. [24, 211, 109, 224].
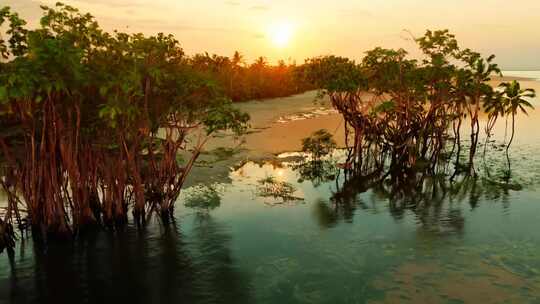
[338, 8, 373, 18]
[127, 18, 257, 36]
[249, 5, 270, 11]
[225, 0, 241, 6]
[78, 0, 136, 8]
[224, 0, 269, 11]
[33, 0, 144, 9]
[176, 25, 247, 33]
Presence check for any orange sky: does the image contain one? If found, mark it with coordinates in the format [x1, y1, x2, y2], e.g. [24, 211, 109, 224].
[5, 0, 540, 69]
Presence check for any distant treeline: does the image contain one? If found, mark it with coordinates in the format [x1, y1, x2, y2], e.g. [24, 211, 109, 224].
[190, 53, 312, 102]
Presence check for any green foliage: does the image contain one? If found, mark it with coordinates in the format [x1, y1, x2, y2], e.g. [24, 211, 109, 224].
[0, 1, 536, 239]
[300, 29, 536, 180]
[301, 129, 337, 160]
[203, 98, 250, 135]
[256, 176, 303, 203]
[416, 29, 459, 63]
[302, 56, 365, 95]
[190, 52, 311, 102]
[0, 2, 252, 234]
[184, 185, 222, 211]
[0, 2, 251, 134]
[500, 80, 536, 116]
[362, 48, 421, 96]
[371, 100, 396, 115]
[0, 6, 28, 58]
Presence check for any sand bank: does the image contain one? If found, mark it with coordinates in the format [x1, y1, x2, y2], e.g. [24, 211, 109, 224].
[185, 91, 345, 186]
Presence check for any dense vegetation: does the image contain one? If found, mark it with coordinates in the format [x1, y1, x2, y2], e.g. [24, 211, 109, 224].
[0, 3, 252, 250]
[190, 52, 312, 102]
[302, 30, 535, 185]
[0, 3, 536, 254]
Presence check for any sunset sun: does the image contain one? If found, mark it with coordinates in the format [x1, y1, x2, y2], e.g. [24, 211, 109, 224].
[268, 21, 295, 48]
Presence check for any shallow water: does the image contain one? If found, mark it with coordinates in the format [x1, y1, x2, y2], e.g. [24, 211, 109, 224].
[4, 158, 540, 304]
[1, 90, 540, 304]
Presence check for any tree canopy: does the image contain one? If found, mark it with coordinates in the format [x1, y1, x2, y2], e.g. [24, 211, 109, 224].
[0, 3, 249, 242]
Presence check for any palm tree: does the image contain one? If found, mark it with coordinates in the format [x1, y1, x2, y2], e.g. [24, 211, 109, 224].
[232, 51, 243, 67]
[483, 90, 506, 138]
[460, 50, 501, 173]
[230, 51, 244, 97]
[500, 80, 536, 174]
[481, 90, 505, 175]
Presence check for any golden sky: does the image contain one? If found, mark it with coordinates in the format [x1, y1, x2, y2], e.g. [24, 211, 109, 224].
[5, 0, 540, 69]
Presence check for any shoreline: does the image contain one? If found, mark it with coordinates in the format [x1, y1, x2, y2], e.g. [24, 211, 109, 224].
[492, 75, 538, 82]
[185, 91, 345, 187]
[186, 76, 540, 188]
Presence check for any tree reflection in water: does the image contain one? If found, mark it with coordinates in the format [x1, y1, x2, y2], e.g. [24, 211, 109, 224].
[292, 160, 338, 188]
[293, 153, 515, 235]
[4, 213, 252, 304]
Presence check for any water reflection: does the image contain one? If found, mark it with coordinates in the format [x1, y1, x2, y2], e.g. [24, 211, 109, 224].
[1, 214, 252, 304]
[1, 154, 539, 304]
[184, 185, 223, 211]
[284, 151, 520, 237]
[293, 160, 338, 187]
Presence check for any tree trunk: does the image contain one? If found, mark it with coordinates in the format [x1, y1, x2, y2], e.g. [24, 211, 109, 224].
[506, 113, 516, 175]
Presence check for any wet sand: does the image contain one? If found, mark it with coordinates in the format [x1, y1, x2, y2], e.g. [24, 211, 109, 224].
[370, 259, 540, 304]
[216, 91, 346, 154]
[185, 91, 346, 186]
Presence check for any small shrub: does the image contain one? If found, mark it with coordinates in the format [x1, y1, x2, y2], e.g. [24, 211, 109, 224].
[301, 129, 336, 160]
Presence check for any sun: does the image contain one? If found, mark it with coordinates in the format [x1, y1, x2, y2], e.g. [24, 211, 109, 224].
[268, 21, 294, 48]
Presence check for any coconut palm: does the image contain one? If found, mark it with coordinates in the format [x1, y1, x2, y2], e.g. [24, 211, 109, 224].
[500, 80, 536, 174]
[460, 50, 501, 173]
[483, 90, 506, 137]
[229, 51, 244, 97]
[480, 90, 506, 176]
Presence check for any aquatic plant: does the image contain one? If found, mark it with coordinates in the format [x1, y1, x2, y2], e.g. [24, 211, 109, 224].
[256, 176, 303, 204]
[301, 129, 337, 160]
[183, 185, 222, 211]
[302, 29, 535, 185]
[293, 160, 338, 187]
[0, 3, 249, 243]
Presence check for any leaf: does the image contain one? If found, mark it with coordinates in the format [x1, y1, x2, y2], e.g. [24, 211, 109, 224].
[0, 86, 7, 103]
